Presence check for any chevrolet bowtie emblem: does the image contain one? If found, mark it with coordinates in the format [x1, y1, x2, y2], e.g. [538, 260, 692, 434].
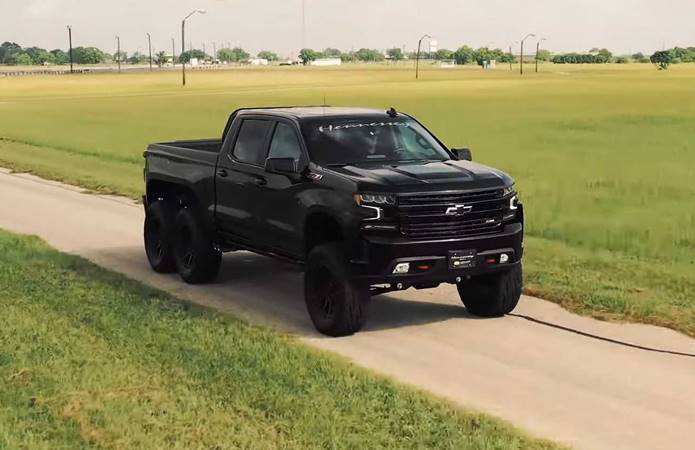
[445, 204, 473, 216]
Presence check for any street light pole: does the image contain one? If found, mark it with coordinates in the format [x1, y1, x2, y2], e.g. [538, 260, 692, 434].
[535, 37, 547, 73]
[67, 26, 73, 73]
[181, 9, 206, 86]
[147, 33, 153, 71]
[416, 34, 431, 80]
[171, 38, 176, 67]
[115, 35, 121, 73]
[519, 33, 535, 75]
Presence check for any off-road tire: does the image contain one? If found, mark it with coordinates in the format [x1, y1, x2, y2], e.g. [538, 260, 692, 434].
[305, 243, 370, 337]
[144, 201, 177, 273]
[173, 207, 222, 284]
[457, 264, 522, 317]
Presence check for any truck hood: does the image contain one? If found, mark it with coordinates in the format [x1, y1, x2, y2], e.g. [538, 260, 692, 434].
[325, 160, 513, 192]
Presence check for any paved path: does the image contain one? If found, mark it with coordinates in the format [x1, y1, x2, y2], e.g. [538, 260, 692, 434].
[1, 169, 693, 450]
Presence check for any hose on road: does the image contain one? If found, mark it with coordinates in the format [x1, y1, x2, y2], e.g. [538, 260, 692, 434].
[507, 313, 695, 359]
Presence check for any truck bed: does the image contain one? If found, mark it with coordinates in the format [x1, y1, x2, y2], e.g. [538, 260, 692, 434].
[145, 139, 222, 166]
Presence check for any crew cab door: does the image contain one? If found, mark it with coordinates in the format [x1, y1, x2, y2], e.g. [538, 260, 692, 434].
[256, 120, 309, 257]
[214, 117, 274, 244]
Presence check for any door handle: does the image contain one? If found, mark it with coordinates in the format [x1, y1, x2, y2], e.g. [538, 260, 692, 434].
[254, 176, 267, 186]
[217, 169, 228, 178]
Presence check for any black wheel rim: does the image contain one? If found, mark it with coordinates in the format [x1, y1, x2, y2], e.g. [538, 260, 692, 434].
[313, 267, 339, 320]
[146, 218, 164, 261]
[179, 226, 195, 270]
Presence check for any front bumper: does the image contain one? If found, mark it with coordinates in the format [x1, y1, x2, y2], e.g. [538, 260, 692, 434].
[351, 222, 523, 288]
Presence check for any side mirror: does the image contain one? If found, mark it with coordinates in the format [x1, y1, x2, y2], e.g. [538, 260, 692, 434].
[452, 148, 473, 161]
[265, 157, 299, 174]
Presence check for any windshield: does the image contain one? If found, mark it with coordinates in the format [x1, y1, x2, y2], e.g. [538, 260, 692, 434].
[301, 117, 451, 166]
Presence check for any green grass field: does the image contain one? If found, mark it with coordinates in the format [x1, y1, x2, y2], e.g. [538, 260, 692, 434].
[0, 229, 563, 449]
[0, 64, 694, 336]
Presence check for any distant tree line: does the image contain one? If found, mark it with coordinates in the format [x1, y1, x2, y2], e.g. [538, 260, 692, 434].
[4, 40, 695, 70]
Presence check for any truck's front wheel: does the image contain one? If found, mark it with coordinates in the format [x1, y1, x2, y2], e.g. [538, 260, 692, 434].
[173, 208, 222, 284]
[144, 201, 177, 273]
[305, 243, 370, 337]
[457, 264, 522, 317]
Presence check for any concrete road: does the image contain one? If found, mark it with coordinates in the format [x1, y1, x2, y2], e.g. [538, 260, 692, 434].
[1, 169, 694, 450]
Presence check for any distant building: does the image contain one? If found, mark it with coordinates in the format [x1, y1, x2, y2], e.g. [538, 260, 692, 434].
[309, 58, 342, 66]
[248, 58, 269, 66]
[439, 59, 456, 68]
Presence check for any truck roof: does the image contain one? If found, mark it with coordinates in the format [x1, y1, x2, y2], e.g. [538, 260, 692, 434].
[236, 106, 403, 120]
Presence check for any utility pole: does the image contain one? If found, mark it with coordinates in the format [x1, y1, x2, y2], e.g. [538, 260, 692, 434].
[416, 34, 431, 79]
[182, 9, 206, 86]
[520, 33, 535, 75]
[67, 26, 74, 73]
[171, 38, 176, 67]
[147, 33, 153, 71]
[213, 42, 217, 60]
[535, 37, 546, 73]
[508, 43, 514, 71]
[115, 35, 121, 73]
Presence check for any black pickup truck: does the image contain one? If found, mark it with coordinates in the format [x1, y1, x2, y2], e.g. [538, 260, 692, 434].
[143, 107, 524, 336]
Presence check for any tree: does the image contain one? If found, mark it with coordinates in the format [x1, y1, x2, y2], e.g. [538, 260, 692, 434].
[155, 51, 168, 67]
[387, 47, 404, 61]
[217, 47, 249, 63]
[9, 53, 33, 65]
[615, 56, 629, 64]
[354, 48, 384, 62]
[298, 48, 319, 65]
[0, 42, 22, 64]
[127, 52, 147, 64]
[50, 49, 68, 65]
[536, 49, 552, 62]
[113, 50, 128, 64]
[180, 49, 206, 63]
[72, 47, 106, 64]
[23, 47, 53, 65]
[597, 48, 613, 63]
[257, 50, 279, 61]
[453, 45, 475, 65]
[322, 48, 342, 58]
[631, 52, 649, 63]
[650, 50, 673, 70]
[434, 49, 454, 60]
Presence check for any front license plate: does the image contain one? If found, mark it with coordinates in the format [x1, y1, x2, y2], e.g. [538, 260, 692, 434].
[449, 250, 476, 269]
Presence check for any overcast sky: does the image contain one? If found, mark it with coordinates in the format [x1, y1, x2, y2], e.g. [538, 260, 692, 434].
[2, 0, 695, 57]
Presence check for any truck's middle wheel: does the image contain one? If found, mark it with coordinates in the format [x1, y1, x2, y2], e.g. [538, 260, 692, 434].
[173, 207, 222, 284]
[305, 243, 370, 337]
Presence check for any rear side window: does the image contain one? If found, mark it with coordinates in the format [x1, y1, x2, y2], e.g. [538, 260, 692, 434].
[268, 122, 303, 160]
[232, 119, 273, 166]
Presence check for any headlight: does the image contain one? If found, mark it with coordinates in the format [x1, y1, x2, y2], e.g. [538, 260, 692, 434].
[509, 195, 519, 210]
[502, 185, 515, 197]
[355, 193, 396, 206]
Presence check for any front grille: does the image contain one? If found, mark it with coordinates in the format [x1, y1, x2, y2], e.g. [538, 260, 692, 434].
[398, 189, 508, 239]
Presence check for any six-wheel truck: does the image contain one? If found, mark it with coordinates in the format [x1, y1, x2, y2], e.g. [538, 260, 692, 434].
[143, 107, 524, 336]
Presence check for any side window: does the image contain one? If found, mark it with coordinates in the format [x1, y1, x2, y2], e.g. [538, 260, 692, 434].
[268, 122, 303, 160]
[232, 119, 273, 166]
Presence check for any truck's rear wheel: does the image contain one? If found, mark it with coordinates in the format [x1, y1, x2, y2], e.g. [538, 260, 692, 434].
[173, 207, 221, 284]
[457, 264, 522, 317]
[305, 243, 370, 337]
[144, 201, 177, 273]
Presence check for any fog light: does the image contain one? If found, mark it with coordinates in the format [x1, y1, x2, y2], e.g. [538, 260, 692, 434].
[500, 253, 509, 264]
[393, 262, 410, 274]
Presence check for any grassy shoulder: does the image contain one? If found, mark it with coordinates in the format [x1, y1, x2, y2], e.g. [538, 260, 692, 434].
[0, 229, 563, 450]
